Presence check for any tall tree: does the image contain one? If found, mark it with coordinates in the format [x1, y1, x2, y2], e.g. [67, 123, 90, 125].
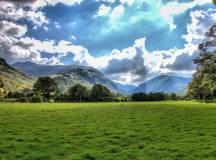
[187, 24, 216, 100]
[68, 84, 88, 101]
[91, 84, 111, 101]
[33, 77, 57, 101]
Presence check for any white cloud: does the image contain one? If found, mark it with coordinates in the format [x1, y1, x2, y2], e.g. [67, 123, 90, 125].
[70, 35, 77, 41]
[0, 4, 48, 33]
[0, 1, 48, 27]
[160, 0, 211, 30]
[0, 21, 27, 37]
[183, 9, 216, 47]
[96, 4, 111, 17]
[54, 22, 61, 29]
[32, 0, 84, 8]
[111, 5, 125, 18]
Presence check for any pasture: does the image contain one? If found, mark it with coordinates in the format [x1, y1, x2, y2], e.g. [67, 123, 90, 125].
[0, 102, 216, 160]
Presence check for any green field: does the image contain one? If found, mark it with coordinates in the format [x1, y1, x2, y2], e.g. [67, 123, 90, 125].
[1, 102, 216, 160]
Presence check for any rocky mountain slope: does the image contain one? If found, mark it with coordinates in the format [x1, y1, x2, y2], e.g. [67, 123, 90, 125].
[0, 58, 35, 91]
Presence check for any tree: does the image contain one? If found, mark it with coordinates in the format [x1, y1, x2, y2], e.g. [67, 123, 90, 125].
[147, 92, 166, 101]
[170, 93, 178, 100]
[68, 84, 89, 101]
[33, 77, 57, 101]
[187, 23, 216, 101]
[91, 84, 111, 101]
[131, 92, 148, 101]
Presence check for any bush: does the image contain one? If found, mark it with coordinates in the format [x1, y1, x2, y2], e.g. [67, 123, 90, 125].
[131, 92, 148, 101]
[30, 96, 43, 103]
[18, 97, 29, 102]
[54, 94, 70, 102]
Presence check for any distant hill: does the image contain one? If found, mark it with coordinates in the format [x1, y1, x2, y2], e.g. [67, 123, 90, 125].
[115, 82, 136, 94]
[12, 61, 65, 77]
[132, 75, 191, 95]
[12, 61, 122, 93]
[51, 65, 121, 93]
[0, 58, 35, 91]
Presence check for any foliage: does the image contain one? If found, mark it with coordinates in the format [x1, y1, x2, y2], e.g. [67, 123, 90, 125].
[131, 92, 148, 101]
[170, 93, 178, 100]
[68, 84, 89, 101]
[91, 84, 112, 101]
[131, 92, 178, 101]
[54, 94, 70, 102]
[33, 77, 57, 101]
[187, 24, 216, 101]
[187, 54, 216, 100]
[18, 97, 29, 102]
[30, 96, 43, 103]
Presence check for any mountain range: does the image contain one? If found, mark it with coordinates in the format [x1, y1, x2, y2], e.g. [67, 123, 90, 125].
[0, 59, 192, 94]
[132, 75, 191, 94]
[12, 61, 121, 93]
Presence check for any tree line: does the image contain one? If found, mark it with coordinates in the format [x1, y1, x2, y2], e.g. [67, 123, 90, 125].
[6, 77, 127, 102]
[131, 92, 181, 101]
[4, 77, 182, 102]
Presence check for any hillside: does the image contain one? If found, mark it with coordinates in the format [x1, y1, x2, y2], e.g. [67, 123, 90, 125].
[12, 61, 122, 93]
[115, 82, 136, 94]
[133, 75, 191, 94]
[0, 58, 35, 91]
[51, 65, 121, 93]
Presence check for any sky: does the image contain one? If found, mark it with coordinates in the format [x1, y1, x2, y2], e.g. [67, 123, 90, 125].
[0, 0, 215, 85]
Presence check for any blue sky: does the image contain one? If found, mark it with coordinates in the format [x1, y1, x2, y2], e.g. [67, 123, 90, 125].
[0, 0, 215, 84]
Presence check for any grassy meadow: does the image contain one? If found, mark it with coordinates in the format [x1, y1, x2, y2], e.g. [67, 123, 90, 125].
[1, 101, 216, 160]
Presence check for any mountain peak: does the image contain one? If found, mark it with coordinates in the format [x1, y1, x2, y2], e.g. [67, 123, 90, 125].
[132, 75, 192, 95]
[0, 58, 9, 67]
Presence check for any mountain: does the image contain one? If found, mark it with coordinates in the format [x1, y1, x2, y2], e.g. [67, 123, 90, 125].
[12, 61, 65, 76]
[12, 61, 122, 93]
[0, 58, 35, 91]
[115, 82, 136, 94]
[132, 75, 191, 95]
[51, 65, 121, 93]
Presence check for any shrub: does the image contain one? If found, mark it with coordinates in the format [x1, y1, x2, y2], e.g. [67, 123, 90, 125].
[30, 96, 43, 103]
[54, 94, 70, 102]
[18, 97, 29, 102]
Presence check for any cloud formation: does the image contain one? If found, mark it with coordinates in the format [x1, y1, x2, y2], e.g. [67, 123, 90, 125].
[0, 0, 215, 84]
[160, 0, 211, 30]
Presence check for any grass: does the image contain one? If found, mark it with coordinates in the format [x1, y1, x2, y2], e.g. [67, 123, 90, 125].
[1, 101, 216, 160]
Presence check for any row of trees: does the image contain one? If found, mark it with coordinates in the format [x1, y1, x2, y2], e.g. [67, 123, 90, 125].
[131, 92, 181, 101]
